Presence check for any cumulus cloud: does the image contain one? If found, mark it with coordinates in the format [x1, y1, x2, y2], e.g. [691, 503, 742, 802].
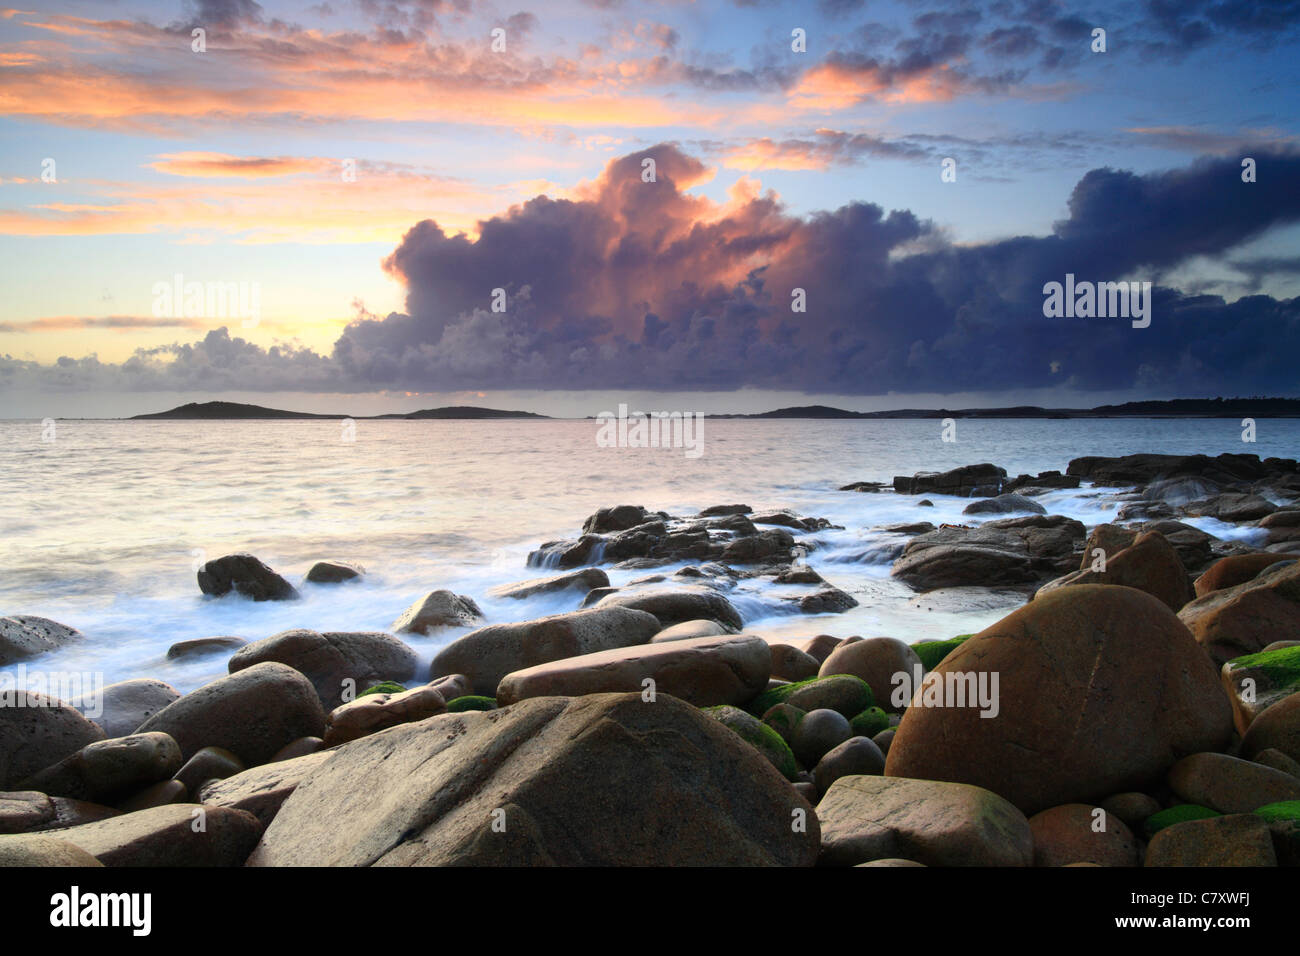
[10, 145, 1300, 398]
[328, 143, 1300, 396]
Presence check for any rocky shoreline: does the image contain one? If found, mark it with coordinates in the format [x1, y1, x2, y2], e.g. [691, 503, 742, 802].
[3, 451, 1300, 866]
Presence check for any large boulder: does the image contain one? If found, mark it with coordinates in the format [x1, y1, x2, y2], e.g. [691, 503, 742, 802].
[430, 605, 661, 697]
[488, 568, 610, 601]
[817, 637, 923, 713]
[68, 678, 180, 739]
[391, 590, 484, 634]
[1178, 561, 1300, 665]
[816, 775, 1033, 866]
[197, 553, 298, 601]
[1034, 531, 1194, 612]
[594, 586, 744, 630]
[884, 585, 1233, 815]
[0, 692, 106, 789]
[891, 515, 1085, 590]
[1066, 453, 1277, 488]
[0, 616, 82, 666]
[228, 629, 418, 710]
[496, 634, 771, 708]
[1078, 524, 1137, 571]
[0, 834, 104, 866]
[247, 694, 819, 866]
[1195, 554, 1293, 597]
[135, 662, 327, 765]
[29, 803, 263, 866]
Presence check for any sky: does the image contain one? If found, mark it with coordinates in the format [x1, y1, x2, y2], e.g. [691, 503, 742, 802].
[1, 0, 1298, 417]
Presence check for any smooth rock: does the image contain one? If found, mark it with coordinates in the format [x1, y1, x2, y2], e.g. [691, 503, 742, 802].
[166, 636, 247, 660]
[247, 694, 819, 866]
[1028, 803, 1140, 866]
[229, 628, 418, 710]
[0, 834, 103, 866]
[68, 678, 180, 739]
[135, 662, 327, 765]
[818, 637, 923, 714]
[817, 775, 1033, 867]
[1145, 814, 1277, 866]
[488, 568, 609, 601]
[1178, 561, 1300, 664]
[304, 560, 364, 584]
[813, 736, 885, 797]
[650, 619, 731, 642]
[594, 586, 744, 630]
[430, 605, 661, 697]
[197, 751, 334, 828]
[1167, 751, 1300, 813]
[323, 682, 447, 746]
[885, 585, 1233, 814]
[791, 709, 853, 769]
[1035, 531, 1194, 612]
[496, 634, 772, 708]
[0, 692, 106, 789]
[17, 733, 182, 803]
[39, 803, 263, 866]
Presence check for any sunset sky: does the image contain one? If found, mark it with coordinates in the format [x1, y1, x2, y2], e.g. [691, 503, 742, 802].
[2, 0, 1298, 417]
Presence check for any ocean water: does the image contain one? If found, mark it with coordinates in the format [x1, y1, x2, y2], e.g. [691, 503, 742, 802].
[1, 416, 1293, 695]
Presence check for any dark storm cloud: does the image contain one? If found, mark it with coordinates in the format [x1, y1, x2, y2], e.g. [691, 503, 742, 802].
[9, 148, 1299, 397]
[328, 144, 1300, 396]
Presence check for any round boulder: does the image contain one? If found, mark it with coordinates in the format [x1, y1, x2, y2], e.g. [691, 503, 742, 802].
[818, 637, 923, 713]
[884, 585, 1233, 815]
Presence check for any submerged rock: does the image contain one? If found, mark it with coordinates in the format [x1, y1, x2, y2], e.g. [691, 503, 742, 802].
[0, 615, 82, 666]
[304, 560, 364, 584]
[488, 568, 609, 601]
[391, 590, 484, 634]
[197, 553, 299, 601]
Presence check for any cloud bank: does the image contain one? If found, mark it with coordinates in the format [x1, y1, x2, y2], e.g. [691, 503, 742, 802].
[7, 145, 1300, 398]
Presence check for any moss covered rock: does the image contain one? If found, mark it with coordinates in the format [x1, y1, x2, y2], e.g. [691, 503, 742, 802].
[358, 681, 407, 699]
[1143, 804, 1220, 838]
[1222, 643, 1300, 734]
[1253, 799, 1300, 823]
[912, 635, 972, 671]
[748, 674, 873, 719]
[705, 705, 799, 780]
[850, 706, 890, 738]
[760, 703, 805, 744]
[446, 695, 498, 713]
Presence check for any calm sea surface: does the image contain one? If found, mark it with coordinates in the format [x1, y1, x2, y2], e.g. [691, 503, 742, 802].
[1, 417, 1293, 693]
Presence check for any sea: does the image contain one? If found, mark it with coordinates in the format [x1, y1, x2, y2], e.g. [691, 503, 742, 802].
[1, 416, 1293, 695]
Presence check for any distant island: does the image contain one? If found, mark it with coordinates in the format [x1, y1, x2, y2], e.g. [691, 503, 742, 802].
[131, 401, 549, 420]
[709, 398, 1300, 419]
[123, 397, 1300, 421]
